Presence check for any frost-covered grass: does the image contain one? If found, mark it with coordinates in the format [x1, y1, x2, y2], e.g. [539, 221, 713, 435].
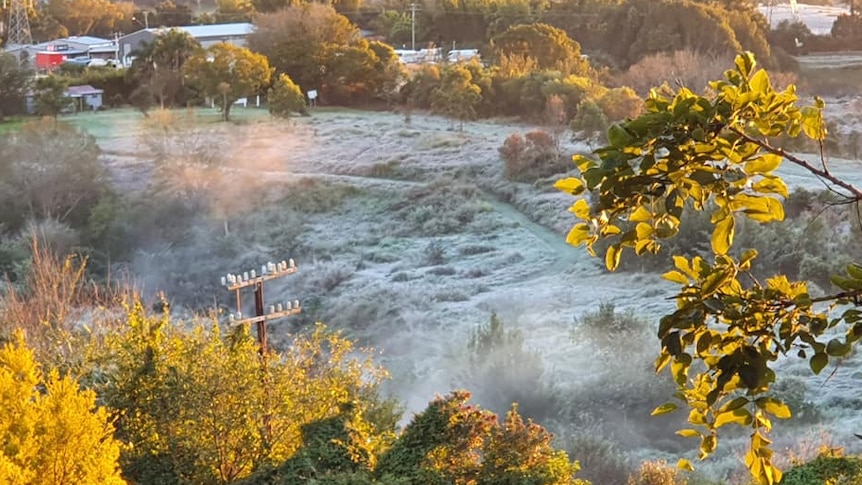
[68, 103, 862, 483]
[759, 3, 849, 35]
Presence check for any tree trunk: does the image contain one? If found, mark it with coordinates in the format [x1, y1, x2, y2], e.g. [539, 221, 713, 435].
[222, 93, 231, 121]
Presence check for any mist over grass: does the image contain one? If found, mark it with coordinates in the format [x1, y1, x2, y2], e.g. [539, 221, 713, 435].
[4, 101, 862, 484]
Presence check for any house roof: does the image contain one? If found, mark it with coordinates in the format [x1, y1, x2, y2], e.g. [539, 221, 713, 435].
[148, 22, 254, 39]
[64, 36, 113, 46]
[66, 85, 104, 96]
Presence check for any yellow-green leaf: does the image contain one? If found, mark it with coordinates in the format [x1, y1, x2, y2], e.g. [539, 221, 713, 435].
[847, 263, 862, 281]
[569, 199, 590, 220]
[651, 402, 677, 416]
[752, 177, 789, 198]
[566, 223, 590, 246]
[810, 352, 828, 374]
[554, 177, 584, 195]
[635, 222, 653, 239]
[663, 270, 689, 285]
[715, 407, 753, 427]
[677, 459, 695, 472]
[605, 244, 622, 271]
[802, 106, 826, 140]
[711, 216, 735, 255]
[744, 154, 782, 175]
[630, 205, 652, 222]
[700, 434, 717, 458]
[573, 154, 595, 173]
[676, 429, 700, 438]
[755, 397, 791, 419]
[749, 69, 771, 94]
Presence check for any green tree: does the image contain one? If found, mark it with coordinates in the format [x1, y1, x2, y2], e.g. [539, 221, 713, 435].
[215, 0, 254, 22]
[0, 53, 30, 121]
[375, 391, 588, 484]
[555, 52, 862, 484]
[129, 29, 202, 109]
[493, 23, 588, 75]
[42, 0, 126, 37]
[268, 73, 307, 119]
[154, 0, 192, 27]
[32, 75, 72, 119]
[248, 3, 360, 100]
[97, 303, 395, 484]
[597, 0, 773, 69]
[431, 63, 482, 131]
[0, 119, 106, 233]
[0, 331, 125, 485]
[184, 43, 272, 121]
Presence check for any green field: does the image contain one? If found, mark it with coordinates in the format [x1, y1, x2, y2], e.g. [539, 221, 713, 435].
[0, 106, 274, 144]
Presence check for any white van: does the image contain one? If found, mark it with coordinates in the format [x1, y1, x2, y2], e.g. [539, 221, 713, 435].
[447, 49, 480, 63]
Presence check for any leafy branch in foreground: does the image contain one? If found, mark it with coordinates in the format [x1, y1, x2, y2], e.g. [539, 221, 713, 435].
[555, 52, 862, 485]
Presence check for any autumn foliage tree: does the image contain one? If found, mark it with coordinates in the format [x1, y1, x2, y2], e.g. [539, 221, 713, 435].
[432, 64, 482, 131]
[268, 73, 307, 119]
[249, 3, 358, 97]
[375, 391, 588, 484]
[493, 23, 588, 75]
[96, 304, 395, 484]
[556, 52, 862, 484]
[0, 331, 125, 485]
[183, 43, 272, 121]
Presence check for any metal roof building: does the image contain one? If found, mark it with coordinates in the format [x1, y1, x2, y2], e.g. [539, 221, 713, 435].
[117, 23, 254, 67]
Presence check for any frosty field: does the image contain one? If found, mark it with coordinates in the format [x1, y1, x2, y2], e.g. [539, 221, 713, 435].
[70, 103, 862, 480]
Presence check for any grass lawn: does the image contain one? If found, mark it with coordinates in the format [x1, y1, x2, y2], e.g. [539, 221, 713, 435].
[0, 106, 274, 145]
[0, 117, 28, 135]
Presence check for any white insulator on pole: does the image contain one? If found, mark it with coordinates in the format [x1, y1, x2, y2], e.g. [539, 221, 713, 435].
[289, 258, 295, 268]
[269, 305, 275, 314]
[221, 276, 227, 286]
[250, 269, 256, 279]
[261, 265, 267, 275]
[294, 300, 300, 309]
[243, 271, 249, 281]
[276, 303, 283, 312]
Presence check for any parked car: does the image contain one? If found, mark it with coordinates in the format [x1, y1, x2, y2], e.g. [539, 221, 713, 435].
[87, 58, 121, 68]
[62, 56, 91, 67]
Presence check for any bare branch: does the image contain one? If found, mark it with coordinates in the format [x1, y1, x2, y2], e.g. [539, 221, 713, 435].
[729, 127, 862, 202]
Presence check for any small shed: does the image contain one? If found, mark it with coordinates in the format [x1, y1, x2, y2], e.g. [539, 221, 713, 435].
[67, 85, 104, 111]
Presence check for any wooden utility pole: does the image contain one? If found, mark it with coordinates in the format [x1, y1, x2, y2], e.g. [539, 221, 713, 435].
[222, 259, 300, 355]
[222, 260, 300, 452]
[410, 2, 420, 52]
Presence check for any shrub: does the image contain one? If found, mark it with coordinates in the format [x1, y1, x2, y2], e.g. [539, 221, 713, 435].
[422, 240, 446, 266]
[501, 130, 567, 182]
[780, 447, 862, 485]
[457, 313, 563, 423]
[561, 431, 632, 485]
[268, 73, 307, 118]
[570, 99, 608, 138]
[597, 87, 643, 123]
[614, 50, 732, 95]
[627, 460, 685, 485]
